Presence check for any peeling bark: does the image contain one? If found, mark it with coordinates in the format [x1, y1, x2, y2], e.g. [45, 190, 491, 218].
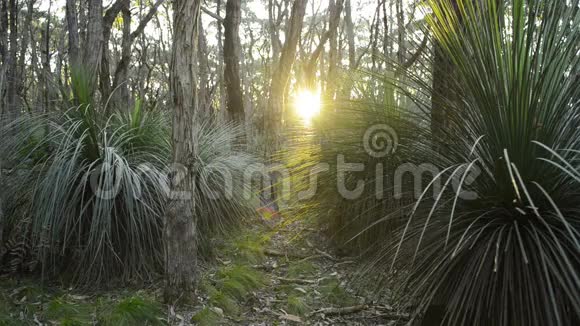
[165, 0, 201, 303]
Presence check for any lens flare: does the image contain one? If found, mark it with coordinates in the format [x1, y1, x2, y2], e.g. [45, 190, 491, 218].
[294, 89, 321, 122]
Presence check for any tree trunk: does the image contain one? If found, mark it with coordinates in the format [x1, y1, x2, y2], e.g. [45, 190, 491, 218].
[112, 0, 131, 108]
[66, 0, 80, 69]
[304, 0, 343, 88]
[112, 0, 165, 109]
[325, 0, 343, 100]
[345, 0, 355, 70]
[223, 0, 244, 124]
[83, 0, 103, 95]
[263, 0, 307, 206]
[265, 0, 307, 151]
[165, 0, 201, 303]
[5, 0, 18, 116]
[99, 0, 125, 103]
[198, 22, 211, 120]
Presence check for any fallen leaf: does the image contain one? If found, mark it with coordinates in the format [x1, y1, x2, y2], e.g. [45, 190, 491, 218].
[280, 314, 303, 323]
[294, 287, 307, 294]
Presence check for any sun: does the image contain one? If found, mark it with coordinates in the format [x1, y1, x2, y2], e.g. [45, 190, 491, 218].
[294, 88, 321, 122]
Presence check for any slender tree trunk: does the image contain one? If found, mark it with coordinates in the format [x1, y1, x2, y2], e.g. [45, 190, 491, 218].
[223, 0, 244, 124]
[325, 0, 343, 100]
[14, 0, 35, 112]
[83, 0, 103, 95]
[5, 0, 18, 116]
[66, 0, 80, 69]
[266, 0, 307, 150]
[99, 0, 125, 103]
[304, 0, 343, 88]
[263, 0, 307, 206]
[198, 22, 211, 120]
[112, 0, 164, 108]
[216, 0, 226, 121]
[165, 0, 201, 303]
[345, 0, 355, 70]
[40, 2, 51, 113]
[112, 0, 131, 108]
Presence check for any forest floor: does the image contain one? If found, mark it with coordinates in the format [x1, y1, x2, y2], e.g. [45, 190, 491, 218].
[0, 217, 409, 325]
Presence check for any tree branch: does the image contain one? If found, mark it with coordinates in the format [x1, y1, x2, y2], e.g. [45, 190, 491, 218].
[131, 0, 165, 40]
[201, 6, 224, 24]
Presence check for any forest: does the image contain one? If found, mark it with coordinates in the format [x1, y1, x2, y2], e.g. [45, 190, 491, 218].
[0, 0, 578, 325]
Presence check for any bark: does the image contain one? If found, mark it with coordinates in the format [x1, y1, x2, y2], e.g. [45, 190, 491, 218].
[112, 0, 131, 108]
[83, 0, 103, 95]
[326, 0, 343, 100]
[99, 0, 125, 102]
[40, 3, 51, 113]
[165, 0, 201, 303]
[304, 0, 343, 87]
[14, 0, 34, 111]
[223, 0, 244, 124]
[4, 0, 18, 116]
[261, 0, 307, 206]
[344, 0, 355, 70]
[107, 0, 164, 107]
[198, 22, 211, 120]
[265, 0, 307, 153]
[0, 0, 8, 113]
[66, 0, 80, 69]
[395, 0, 406, 64]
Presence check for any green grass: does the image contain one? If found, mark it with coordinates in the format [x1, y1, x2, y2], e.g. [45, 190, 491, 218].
[191, 307, 223, 325]
[44, 297, 94, 325]
[99, 296, 165, 326]
[286, 294, 311, 316]
[319, 278, 355, 306]
[200, 263, 267, 318]
[286, 261, 316, 278]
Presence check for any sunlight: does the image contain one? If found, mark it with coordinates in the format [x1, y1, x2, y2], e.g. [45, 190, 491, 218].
[294, 88, 321, 122]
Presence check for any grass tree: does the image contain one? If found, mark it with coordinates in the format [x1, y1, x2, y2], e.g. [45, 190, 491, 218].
[376, 1, 580, 325]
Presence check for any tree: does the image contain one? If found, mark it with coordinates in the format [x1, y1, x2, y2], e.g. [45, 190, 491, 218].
[265, 0, 308, 153]
[65, 0, 80, 69]
[223, 0, 244, 124]
[83, 0, 103, 94]
[164, 0, 201, 302]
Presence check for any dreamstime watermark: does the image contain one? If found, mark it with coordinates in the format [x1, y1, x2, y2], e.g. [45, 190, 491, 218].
[89, 124, 480, 202]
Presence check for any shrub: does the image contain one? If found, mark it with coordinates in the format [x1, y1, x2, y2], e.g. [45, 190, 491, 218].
[0, 95, 258, 285]
[364, 1, 580, 325]
[0, 102, 169, 285]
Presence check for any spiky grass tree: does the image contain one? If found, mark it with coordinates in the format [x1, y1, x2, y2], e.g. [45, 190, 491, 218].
[362, 1, 580, 325]
[0, 101, 170, 284]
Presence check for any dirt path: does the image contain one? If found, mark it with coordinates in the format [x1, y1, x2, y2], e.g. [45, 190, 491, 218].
[186, 219, 408, 325]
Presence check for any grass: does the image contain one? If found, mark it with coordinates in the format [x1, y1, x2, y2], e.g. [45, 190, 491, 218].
[286, 261, 316, 278]
[44, 297, 93, 325]
[191, 307, 223, 325]
[319, 277, 356, 306]
[0, 279, 166, 325]
[99, 296, 165, 325]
